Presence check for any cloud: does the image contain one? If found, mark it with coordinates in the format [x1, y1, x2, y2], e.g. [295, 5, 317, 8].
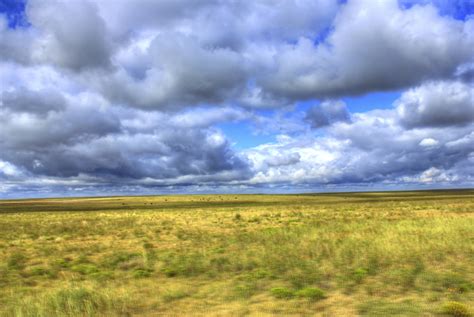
[396, 81, 474, 128]
[265, 152, 301, 167]
[1, 87, 66, 115]
[26, 0, 112, 70]
[0, 59, 251, 190]
[29, 128, 249, 180]
[99, 33, 247, 109]
[246, 107, 474, 186]
[170, 107, 250, 128]
[0, 160, 21, 178]
[0, 86, 250, 182]
[305, 100, 350, 128]
[259, 0, 474, 100]
[0, 95, 120, 150]
[419, 138, 439, 147]
[0, 16, 33, 64]
[2, 0, 472, 108]
[0, 0, 473, 197]
[95, 0, 338, 45]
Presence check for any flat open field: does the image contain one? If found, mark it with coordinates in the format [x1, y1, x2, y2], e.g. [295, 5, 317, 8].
[0, 190, 473, 316]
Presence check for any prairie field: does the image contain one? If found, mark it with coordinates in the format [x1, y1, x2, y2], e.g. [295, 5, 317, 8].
[0, 190, 473, 316]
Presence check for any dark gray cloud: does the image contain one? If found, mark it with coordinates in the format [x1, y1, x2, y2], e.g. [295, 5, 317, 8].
[305, 100, 350, 128]
[1, 0, 114, 70]
[0, 92, 250, 182]
[11, 128, 249, 180]
[0, 103, 120, 150]
[1, 87, 65, 115]
[27, 0, 112, 71]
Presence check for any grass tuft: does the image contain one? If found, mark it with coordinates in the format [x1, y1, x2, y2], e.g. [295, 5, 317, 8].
[295, 287, 326, 301]
[441, 301, 472, 317]
[270, 287, 294, 299]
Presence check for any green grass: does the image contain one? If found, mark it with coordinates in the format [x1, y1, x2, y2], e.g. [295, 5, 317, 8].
[0, 189, 473, 316]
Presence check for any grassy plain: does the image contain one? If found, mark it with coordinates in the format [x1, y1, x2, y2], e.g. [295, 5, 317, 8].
[0, 190, 473, 316]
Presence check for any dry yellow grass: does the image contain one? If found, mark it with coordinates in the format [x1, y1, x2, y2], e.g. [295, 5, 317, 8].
[0, 190, 473, 316]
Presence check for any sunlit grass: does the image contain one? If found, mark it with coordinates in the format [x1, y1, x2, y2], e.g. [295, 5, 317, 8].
[0, 190, 473, 316]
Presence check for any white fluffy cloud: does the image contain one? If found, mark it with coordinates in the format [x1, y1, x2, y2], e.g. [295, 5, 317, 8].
[259, 0, 474, 99]
[2, 0, 472, 108]
[246, 104, 474, 186]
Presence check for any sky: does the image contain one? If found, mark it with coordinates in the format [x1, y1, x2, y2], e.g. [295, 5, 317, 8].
[0, 0, 473, 198]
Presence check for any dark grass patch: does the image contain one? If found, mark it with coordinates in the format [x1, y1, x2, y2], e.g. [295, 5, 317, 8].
[7, 251, 27, 270]
[358, 299, 422, 316]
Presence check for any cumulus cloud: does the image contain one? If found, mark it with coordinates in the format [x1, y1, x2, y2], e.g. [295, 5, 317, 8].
[0, 64, 250, 185]
[27, 0, 112, 70]
[246, 109, 474, 186]
[0, 160, 21, 178]
[1, 87, 66, 115]
[0, 98, 250, 181]
[259, 0, 474, 100]
[99, 33, 247, 109]
[95, 0, 338, 46]
[396, 81, 474, 128]
[419, 138, 439, 147]
[170, 107, 250, 129]
[265, 152, 301, 167]
[2, 0, 473, 107]
[305, 100, 351, 128]
[0, 16, 33, 64]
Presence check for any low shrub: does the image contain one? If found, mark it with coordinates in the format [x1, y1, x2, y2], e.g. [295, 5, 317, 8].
[295, 287, 326, 301]
[352, 268, 368, 284]
[270, 287, 294, 299]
